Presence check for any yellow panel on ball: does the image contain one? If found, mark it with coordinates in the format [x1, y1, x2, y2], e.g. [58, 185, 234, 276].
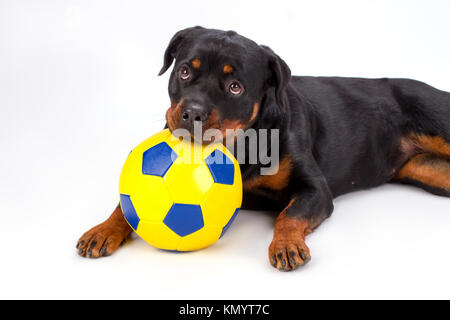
[118, 150, 141, 196]
[163, 160, 214, 204]
[130, 175, 173, 222]
[136, 221, 181, 251]
[201, 183, 241, 228]
[177, 227, 222, 251]
[200, 143, 242, 229]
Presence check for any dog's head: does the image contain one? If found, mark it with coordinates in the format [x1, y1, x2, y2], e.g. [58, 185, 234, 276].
[159, 26, 291, 142]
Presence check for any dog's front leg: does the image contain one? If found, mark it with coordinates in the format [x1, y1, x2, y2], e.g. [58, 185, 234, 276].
[269, 177, 334, 271]
[77, 204, 132, 258]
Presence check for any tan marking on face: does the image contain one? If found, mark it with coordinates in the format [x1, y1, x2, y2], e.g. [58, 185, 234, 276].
[223, 64, 233, 74]
[218, 102, 259, 138]
[215, 119, 246, 146]
[243, 156, 292, 191]
[165, 100, 183, 132]
[249, 102, 259, 123]
[219, 119, 246, 136]
[191, 58, 201, 69]
[203, 108, 220, 129]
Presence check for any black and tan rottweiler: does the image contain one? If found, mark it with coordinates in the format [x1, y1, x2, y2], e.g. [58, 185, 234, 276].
[77, 27, 450, 271]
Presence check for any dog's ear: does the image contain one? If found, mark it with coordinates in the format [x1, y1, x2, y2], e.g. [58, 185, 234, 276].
[158, 26, 204, 76]
[261, 45, 291, 109]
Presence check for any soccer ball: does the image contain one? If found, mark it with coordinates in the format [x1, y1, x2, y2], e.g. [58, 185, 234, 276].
[119, 129, 242, 251]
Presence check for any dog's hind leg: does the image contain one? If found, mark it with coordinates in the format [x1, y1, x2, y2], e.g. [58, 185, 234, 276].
[413, 135, 450, 158]
[395, 153, 450, 197]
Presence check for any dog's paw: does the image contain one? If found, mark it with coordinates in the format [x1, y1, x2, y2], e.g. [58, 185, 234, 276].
[76, 222, 129, 258]
[268, 238, 311, 271]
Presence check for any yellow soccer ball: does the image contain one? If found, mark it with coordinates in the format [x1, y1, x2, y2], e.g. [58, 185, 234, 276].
[119, 129, 243, 251]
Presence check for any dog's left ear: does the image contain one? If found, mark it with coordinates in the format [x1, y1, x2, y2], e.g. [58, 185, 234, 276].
[158, 26, 204, 76]
[261, 45, 291, 109]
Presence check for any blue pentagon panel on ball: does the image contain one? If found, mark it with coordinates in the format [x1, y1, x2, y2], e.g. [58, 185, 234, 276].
[205, 149, 235, 185]
[163, 204, 204, 237]
[220, 208, 240, 238]
[120, 194, 140, 230]
[142, 142, 177, 177]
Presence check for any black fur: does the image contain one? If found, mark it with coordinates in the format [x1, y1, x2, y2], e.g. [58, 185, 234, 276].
[159, 27, 450, 224]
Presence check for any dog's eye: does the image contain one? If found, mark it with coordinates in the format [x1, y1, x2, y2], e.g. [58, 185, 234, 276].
[179, 67, 191, 80]
[228, 81, 243, 95]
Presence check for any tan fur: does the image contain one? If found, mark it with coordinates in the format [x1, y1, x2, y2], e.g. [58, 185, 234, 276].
[77, 205, 132, 258]
[269, 199, 312, 270]
[223, 64, 233, 74]
[191, 58, 201, 69]
[413, 134, 450, 158]
[396, 153, 450, 191]
[243, 156, 292, 191]
[165, 101, 183, 132]
[249, 102, 259, 123]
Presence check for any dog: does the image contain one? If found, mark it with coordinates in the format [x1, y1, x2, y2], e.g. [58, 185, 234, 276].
[77, 26, 450, 271]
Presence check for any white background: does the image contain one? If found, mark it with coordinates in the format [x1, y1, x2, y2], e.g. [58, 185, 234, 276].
[0, 0, 449, 299]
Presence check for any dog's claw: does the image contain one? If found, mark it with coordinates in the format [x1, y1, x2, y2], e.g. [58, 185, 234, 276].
[99, 245, 105, 255]
[300, 250, 310, 263]
[288, 251, 297, 266]
[271, 255, 277, 266]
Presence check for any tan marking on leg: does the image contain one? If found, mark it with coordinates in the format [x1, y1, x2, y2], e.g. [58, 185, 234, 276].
[395, 153, 450, 191]
[77, 205, 132, 258]
[269, 200, 312, 271]
[411, 134, 450, 158]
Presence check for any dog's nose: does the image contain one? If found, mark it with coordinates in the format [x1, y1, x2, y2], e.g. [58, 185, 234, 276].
[180, 105, 208, 130]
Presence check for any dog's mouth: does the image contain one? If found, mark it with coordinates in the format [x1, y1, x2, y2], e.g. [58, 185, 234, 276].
[165, 102, 248, 144]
